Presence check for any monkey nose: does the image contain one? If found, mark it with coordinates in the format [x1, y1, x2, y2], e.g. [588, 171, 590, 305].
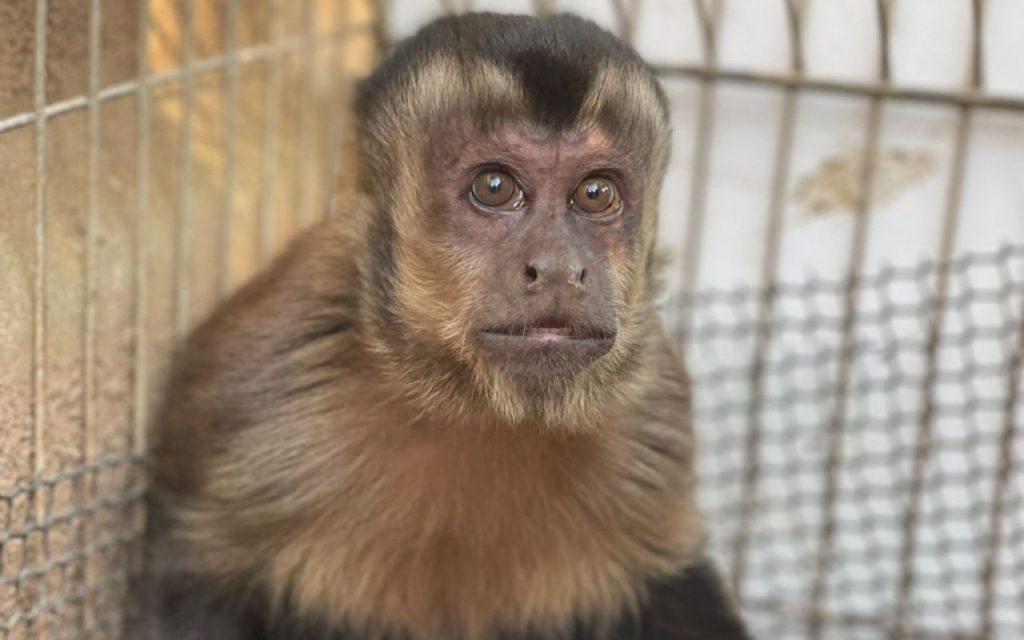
[524, 260, 586, 291]
[567, 265, 586, 288]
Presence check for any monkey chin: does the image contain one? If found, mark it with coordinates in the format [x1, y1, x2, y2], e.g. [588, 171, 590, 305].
[474, 318, 617, 386]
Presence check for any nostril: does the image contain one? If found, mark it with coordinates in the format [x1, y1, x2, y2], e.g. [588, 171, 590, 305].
[579, 268, 587, 285]
[525, 264, 539, 282]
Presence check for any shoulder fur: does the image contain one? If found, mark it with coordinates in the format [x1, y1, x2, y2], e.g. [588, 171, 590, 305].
[152, 219, 703, 640]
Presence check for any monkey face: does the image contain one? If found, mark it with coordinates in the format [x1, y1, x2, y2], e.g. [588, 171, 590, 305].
[403, 125, 651, 399]
[373, 117, 664, 426]
[356, 14, 671, 426]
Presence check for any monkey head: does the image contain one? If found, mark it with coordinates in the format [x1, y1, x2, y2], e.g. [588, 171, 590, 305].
[354, 13, 671, 429]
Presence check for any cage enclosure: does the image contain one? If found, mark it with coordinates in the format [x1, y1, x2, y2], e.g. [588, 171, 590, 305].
[0, 1, 1022, 639]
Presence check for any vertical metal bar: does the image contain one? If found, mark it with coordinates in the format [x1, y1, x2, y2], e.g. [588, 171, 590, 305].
[30, 0, 50, 635]
[532, 0, 556, 17]
[611, 0, 642, 43]
[892, 3, 984, 637]
[324, 0, 352, 221]
[372, 0, 393, 50]
[968, 10, 1018, 637]
[978, 295, 1024, 639]
[174, 0, 196, 338]
[128, 7, 154, 619]
[676, 0, 721, 350]
[297, 0, 316, 227]
[808, 3, 891, 637]
[32, 0, 50, 504]
[731, 0, 806, 601]
[83, 0, 102, 467]
[259, 0, 283, 261]
[133, 0, 152, 454]
[220, 0, 240, 296]
[80, 0, 103, 630]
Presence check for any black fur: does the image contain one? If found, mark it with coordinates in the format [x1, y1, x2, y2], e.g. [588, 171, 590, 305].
[358, 13, 663, 138]
[618, 560, 752, 640]
[152, 558, 750, 640]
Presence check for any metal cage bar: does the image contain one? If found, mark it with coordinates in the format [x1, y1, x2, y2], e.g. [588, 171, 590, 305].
[891, 2, 986, 636]
[173, 0, 196, 340]
[219, 0, 242, 297]
[651, 66, 1024, 114]
[79, 0, 104, 630]
[979, 291, 1024, 638]
[808, 3, 893, 636]
[258, 0, 285, 261]
[298, 0, 318, 228]
[30, 0, 51, 634]
[676, 0, 720, 348]
[731, 0, 807, 602]
[0, 29, 363, 137]
[132, 0, 153, 458]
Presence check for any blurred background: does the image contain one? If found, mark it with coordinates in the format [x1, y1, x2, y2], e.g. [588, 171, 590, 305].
[0, 1, 1022, 638]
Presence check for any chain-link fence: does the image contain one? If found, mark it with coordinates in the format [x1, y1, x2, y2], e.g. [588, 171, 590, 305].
[1, 1, 1023, 639]
[685, 246, 1024, 639]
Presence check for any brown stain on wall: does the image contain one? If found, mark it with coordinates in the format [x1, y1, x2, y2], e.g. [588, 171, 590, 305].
[793, 146, 937, 217]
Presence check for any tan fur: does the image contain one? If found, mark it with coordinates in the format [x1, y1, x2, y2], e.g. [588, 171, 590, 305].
[161, 231, 703, 637]
[152, 18, 700, 640]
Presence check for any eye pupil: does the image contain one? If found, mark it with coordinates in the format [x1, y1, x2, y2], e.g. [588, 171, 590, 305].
[574, 177, 620, 215]
[471, 170, 519, 210]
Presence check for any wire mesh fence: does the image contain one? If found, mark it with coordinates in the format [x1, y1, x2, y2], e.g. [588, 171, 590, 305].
[684, 245, 1024, 639]
[0, 0, 374, 636]
[0, 456, 146, 639]
[0, 0, 1022, 639]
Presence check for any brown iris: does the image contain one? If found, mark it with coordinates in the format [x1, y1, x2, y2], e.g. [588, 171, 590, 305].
[572, 177, 620, 216]
[471, 170, 520, 209]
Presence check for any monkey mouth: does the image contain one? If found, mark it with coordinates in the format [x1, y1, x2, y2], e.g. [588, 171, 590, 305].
[479, 318, 615, 343]
[476, 317, 616, 376]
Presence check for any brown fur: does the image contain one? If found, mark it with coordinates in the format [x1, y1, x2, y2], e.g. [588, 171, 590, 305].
[153, 214, 704, 639]
[151, 12, 712, 640]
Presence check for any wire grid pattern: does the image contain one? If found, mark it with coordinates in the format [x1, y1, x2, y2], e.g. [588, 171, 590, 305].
[0, 1, 1022, 640]
[0, 457, 147, 639]
[684, 246, 1024, 639]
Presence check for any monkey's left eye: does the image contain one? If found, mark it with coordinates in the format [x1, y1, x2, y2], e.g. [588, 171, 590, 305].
[470, 170, 522, 210]
[571, 177, 621, 217]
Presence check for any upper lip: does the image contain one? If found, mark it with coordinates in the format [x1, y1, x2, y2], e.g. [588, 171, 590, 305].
[479, 317, 615, 342]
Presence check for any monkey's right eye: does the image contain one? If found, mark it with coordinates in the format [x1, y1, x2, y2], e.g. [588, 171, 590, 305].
[470, 170, 521, 210]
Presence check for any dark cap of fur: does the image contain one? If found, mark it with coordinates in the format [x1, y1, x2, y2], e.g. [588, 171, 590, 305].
[357, 12, 668, 136]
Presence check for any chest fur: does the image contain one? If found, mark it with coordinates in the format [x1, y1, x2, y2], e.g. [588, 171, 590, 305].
[179, 395, 701, 640]
[253, 417, 701, 639]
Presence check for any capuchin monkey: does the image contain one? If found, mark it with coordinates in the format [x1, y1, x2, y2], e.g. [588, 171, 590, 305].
[147, 12, 752, 640]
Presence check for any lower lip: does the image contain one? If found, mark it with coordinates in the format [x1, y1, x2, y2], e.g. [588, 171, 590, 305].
[476, 329, 616, 372]
[477, 330, 615, 348]
[519, 328, 579, 342]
